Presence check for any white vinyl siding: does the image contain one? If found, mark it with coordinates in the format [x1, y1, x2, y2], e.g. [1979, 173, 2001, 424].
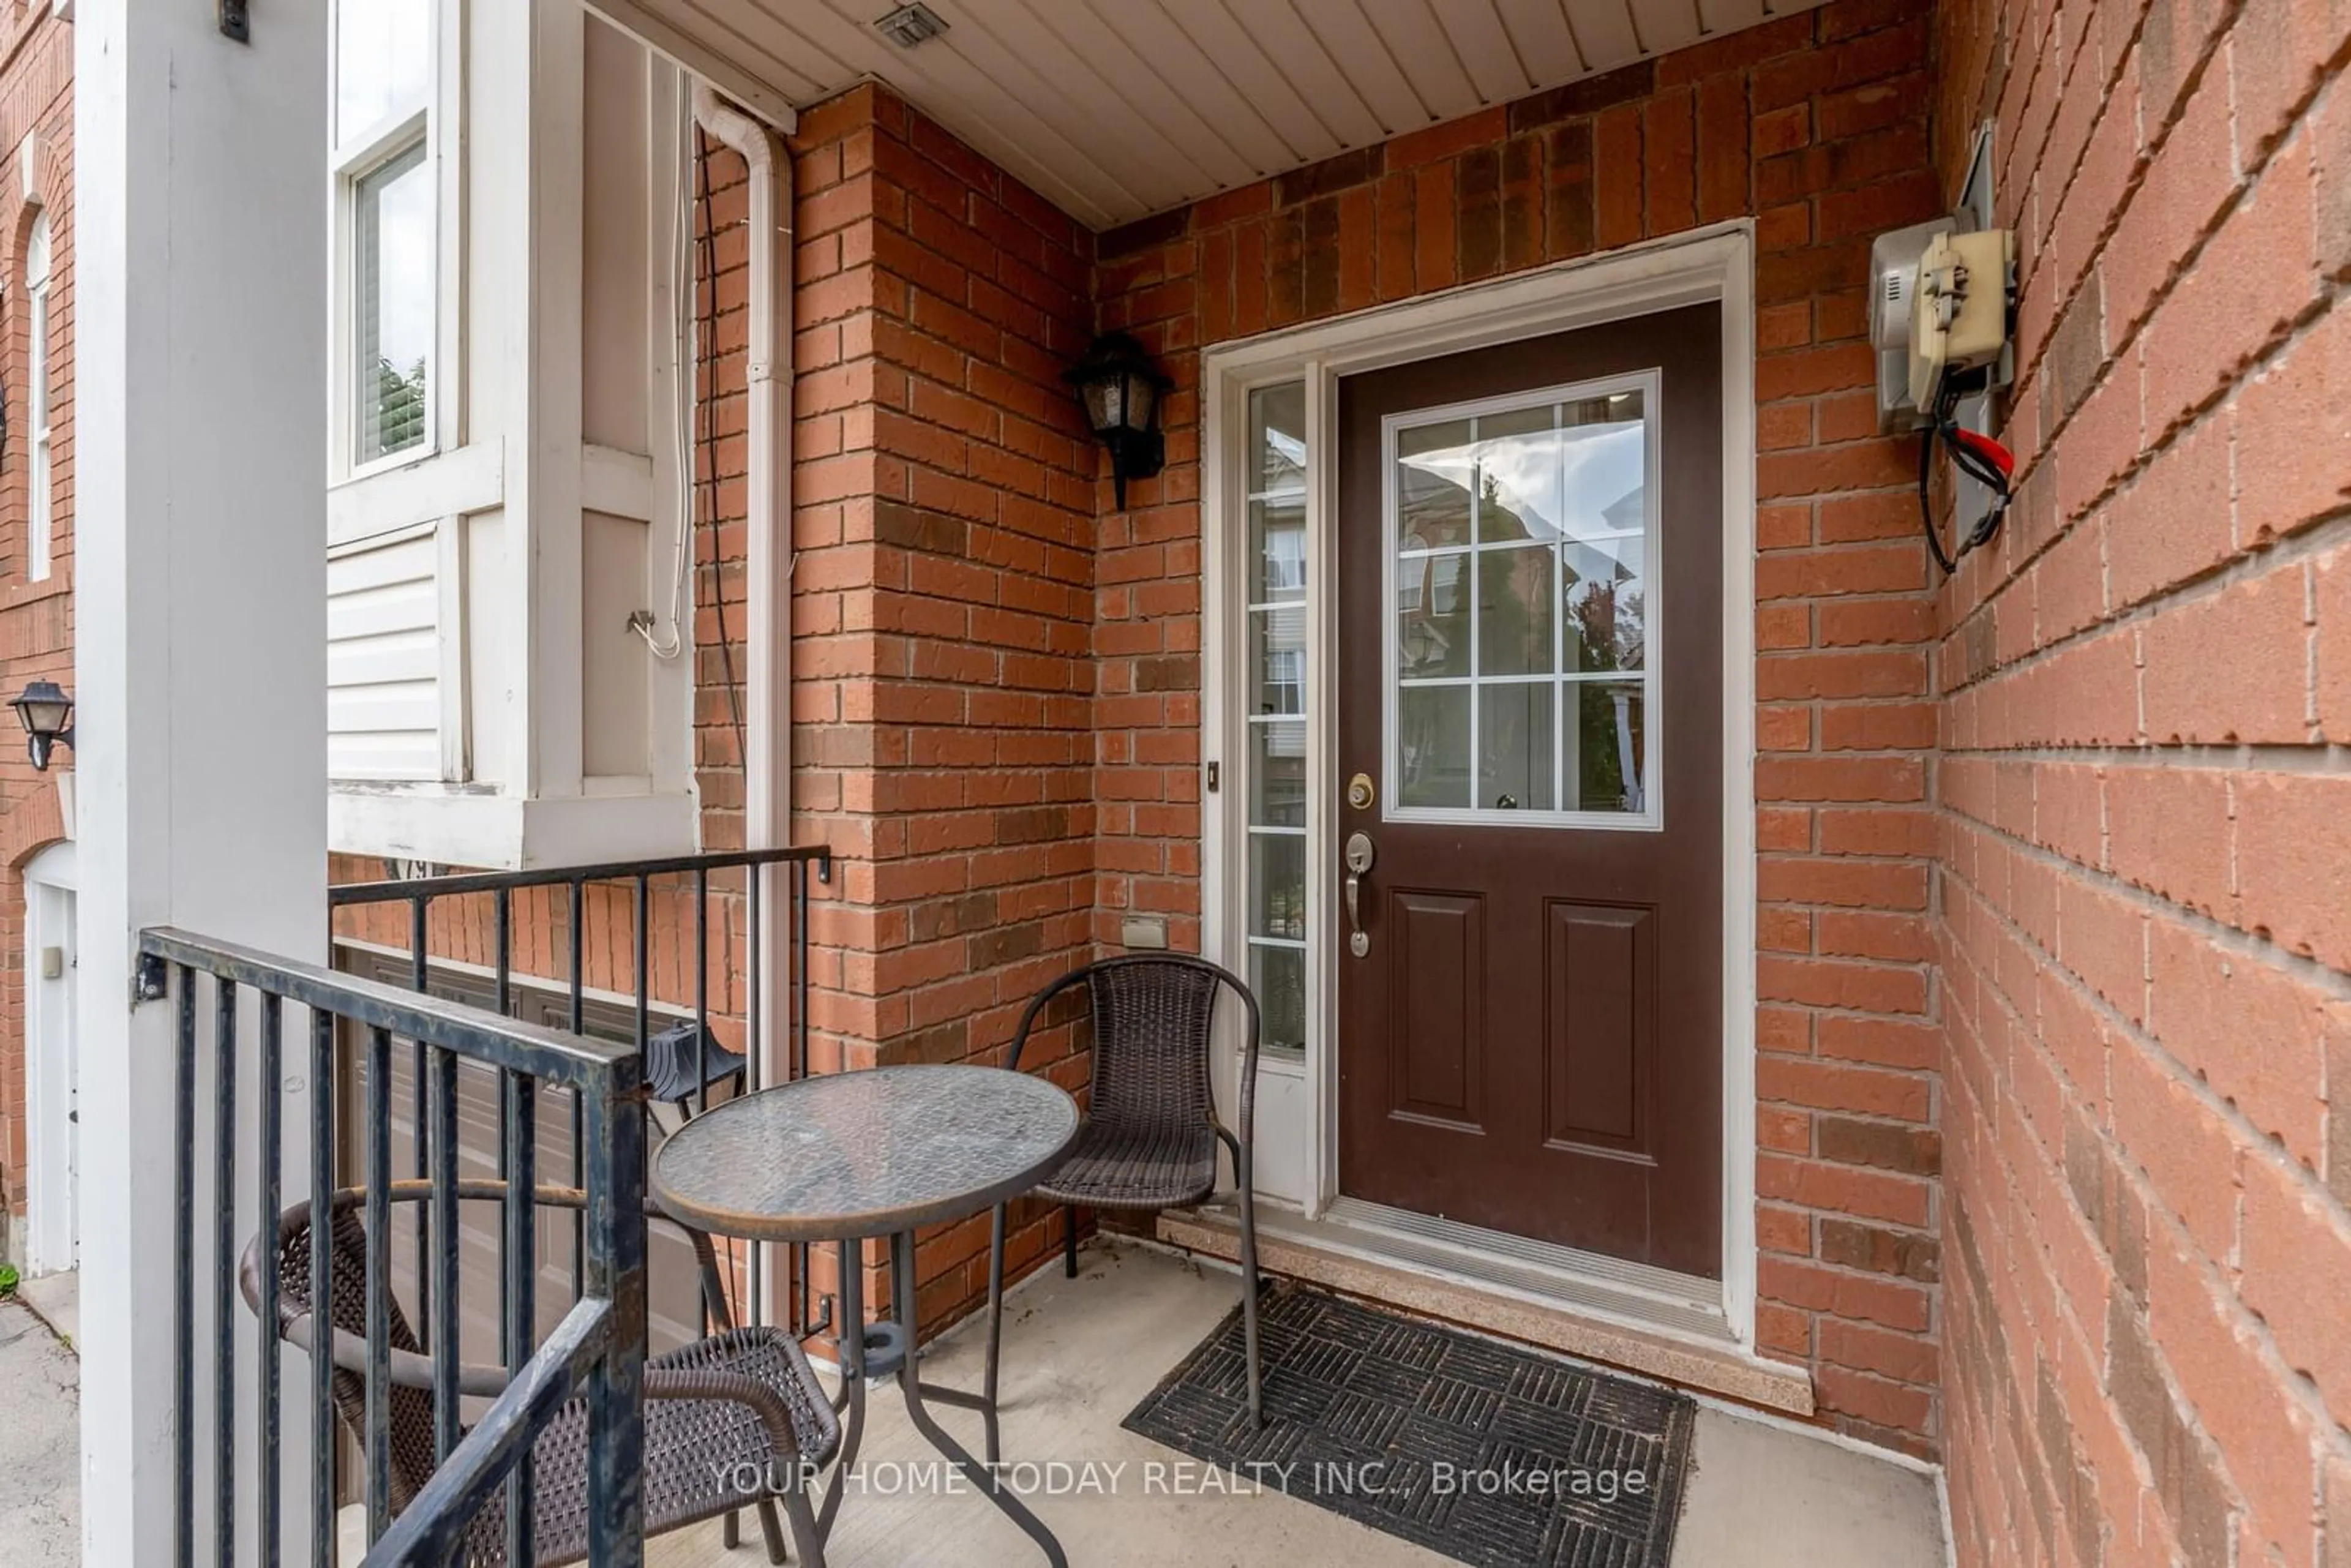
[327, 530, 440, 779]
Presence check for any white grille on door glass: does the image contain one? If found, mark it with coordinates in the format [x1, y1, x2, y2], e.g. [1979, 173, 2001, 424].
[1385, 375, 1657, 829]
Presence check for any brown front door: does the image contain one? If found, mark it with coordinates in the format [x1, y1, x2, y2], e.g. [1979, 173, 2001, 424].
[1336, 304, 1724, 1279]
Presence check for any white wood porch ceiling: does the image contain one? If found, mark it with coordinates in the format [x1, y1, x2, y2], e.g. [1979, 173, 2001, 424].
[622, 0, 1832, 231]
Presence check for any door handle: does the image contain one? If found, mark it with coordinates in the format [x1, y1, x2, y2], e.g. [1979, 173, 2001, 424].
[1343, 832, 1376, 958]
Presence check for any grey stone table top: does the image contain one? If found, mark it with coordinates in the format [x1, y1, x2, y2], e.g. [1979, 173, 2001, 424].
[651, 1065, 1081, 1242]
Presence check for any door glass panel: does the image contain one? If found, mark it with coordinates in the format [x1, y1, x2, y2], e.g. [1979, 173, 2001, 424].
[1478, 683, 1555, 811]
[1253, 381, 1307, 497]
[1251, 500, 1307, 604]
[1250, 603, 1306, 716]
[1249, 832, 1307, 941]
[1564, 535, 1646, 673]
[1388, 377, 1656, 825]
[1250, 719, 1307, 828]
[1477, 545, 1555, 677]
[1475, 404, 1558, 543]
[1397, 419, 1475, 550]
[1397, 552, 1471, 678]
[1559, 390, 1648, 540]
[1248, 376, 1307, 606]
[1251, 945, 1308, 1057]
[1397, 685, 1471, 809]
[1569, 681, 1648, 814]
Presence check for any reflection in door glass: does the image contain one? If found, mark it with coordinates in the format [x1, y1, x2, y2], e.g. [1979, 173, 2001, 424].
[1565, 535, 1646, 673]
[1251, 945, 1306, 1067]
[1573, 681, 1648, 814]
[1396, 553, 1471, 678]
[1479, 683, 1556, 811]
[1389, 382, 1654, 821]
[1473, 403, 1556, 543]
[1245, 382, 1310, 1058]
[1250, 825, 1309, 1073]
[1477, 546, 1556, 678]
[1398, 685, 1471, 809]
[1251, 380, 1307, 604]
[1397, 419, 1475, 549]
[1250, 833, 1307, 942]
[1250, 719, 1307, 827]
[1251, 603, 1307, 716]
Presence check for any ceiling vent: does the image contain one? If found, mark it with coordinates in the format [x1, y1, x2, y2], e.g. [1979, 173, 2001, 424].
[875, 4, 947, 48]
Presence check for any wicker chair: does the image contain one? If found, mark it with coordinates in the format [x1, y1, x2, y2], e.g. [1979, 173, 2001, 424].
[238, 1179, 839, 1567]
[982, 955, 1264, 1454]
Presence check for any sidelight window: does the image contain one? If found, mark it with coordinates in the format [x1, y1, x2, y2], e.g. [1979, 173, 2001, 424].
[1243, 381, 1308, 1059]
[1384, 374, 1659, 828]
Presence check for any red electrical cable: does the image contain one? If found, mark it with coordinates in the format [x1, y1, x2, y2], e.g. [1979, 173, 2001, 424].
[1917, 384, 2014, 577]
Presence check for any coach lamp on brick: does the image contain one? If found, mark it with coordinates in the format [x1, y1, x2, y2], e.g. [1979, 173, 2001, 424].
[1065, 329, 1172, 511]
[1872, 215, 2021, 576]
[9, 678, 72, 771]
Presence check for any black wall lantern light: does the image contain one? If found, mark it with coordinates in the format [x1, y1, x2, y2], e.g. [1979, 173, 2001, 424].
[1064, 331, 1172, 510]
[10, 679, 72, 771]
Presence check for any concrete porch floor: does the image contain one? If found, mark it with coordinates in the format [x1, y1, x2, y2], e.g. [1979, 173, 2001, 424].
[650, 1241, 1948, 1568]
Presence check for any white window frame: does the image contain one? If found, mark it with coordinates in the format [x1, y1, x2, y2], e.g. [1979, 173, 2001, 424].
[330, 0, 440, 484]
[1379, 370, 1664, 832]
[1240, 383, 1311, 1064]
[24, 209, 50, 582]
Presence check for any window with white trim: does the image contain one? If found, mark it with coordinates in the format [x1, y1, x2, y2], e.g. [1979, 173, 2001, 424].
[1384, 376, 1660, 828]
[1244, 381, 1309, 1060]
[24, 211, 50, 583]
[334, 0, 435, 473]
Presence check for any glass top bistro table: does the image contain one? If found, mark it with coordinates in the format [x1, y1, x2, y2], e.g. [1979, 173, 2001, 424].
[652, 1063, 1082, 1566]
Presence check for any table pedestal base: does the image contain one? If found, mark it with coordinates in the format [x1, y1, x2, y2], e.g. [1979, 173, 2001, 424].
[814, 1232, 1068, 1567]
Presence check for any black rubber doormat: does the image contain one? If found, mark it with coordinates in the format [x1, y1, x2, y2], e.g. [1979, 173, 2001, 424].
[1123, 1285, 1697, 1567]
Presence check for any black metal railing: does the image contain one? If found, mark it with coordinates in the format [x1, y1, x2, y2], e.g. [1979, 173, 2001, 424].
[143, 925, 650, 1568]
[326, 845, 833, 1341]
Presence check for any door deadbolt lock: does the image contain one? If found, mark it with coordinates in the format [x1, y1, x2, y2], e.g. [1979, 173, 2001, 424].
[1347, 772, 1375, 811]
[1343, 831, 1376, 958]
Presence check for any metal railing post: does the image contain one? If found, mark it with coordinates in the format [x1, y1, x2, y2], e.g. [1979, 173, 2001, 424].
[582, 1052, 648, 1567]
[146, 842, 834, 1561]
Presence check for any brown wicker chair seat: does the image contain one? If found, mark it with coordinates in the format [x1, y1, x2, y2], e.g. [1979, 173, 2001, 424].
[1031, 1122, 1218, 1210]
[242, 1181, 836, 1568]
[460, 1329, 839, 1567]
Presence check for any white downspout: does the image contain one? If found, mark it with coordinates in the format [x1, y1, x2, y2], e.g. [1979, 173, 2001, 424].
[694, 87, 792, 1330]
[692, 89, 792, 1013]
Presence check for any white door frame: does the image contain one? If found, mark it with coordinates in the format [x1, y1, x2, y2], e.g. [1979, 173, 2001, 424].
[1200, 222, 1759, 1343]
[23, 837, 78, 1276]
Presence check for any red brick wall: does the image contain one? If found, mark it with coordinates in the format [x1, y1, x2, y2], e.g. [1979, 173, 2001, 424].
[0, 7, 72, 1252]
[1933, 0, 2351, 1560]
[1093, 0, 1948, 1456]
[786, 86, 1103, 1329]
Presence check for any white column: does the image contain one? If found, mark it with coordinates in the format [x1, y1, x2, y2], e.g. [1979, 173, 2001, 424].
[76, 2, 328, 1563]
